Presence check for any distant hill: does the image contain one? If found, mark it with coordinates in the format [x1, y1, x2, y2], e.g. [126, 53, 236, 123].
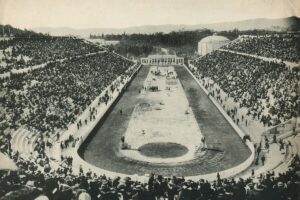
[32, 16, 300, 37]
[0, 24, 44, 37]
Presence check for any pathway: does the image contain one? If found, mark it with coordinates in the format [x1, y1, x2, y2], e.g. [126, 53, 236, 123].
[218, 49, 299, 69]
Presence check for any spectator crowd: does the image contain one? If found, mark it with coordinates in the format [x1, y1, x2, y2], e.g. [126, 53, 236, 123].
[0, 29, 299, 200]
[0, 51, 134, 135]
[223, 34, 300, 63]
[0, 44, 139, 199]
[191, 51, 299, 127]
[0, 36, 103, 73]
[0, 137, 299, 200]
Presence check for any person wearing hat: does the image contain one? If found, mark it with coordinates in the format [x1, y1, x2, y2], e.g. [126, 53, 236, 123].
[245, 181, 256, 200]
[34, 195, 49, 200]
[286, 180, 299, 200]
[131, 184, 144, 200]
[116, 184, 127, 200]
[52, 182, 74, 200]
[178, 183, 190, 200]
[43, 176, 59, 199]
[78, 192, 91, 200]
[148, 173, 155, 191]
[154, 175, 167, 199]
[189, 182, 199, 200]
[245, 181, 266, 200]
[107, 187, 120, 200]
[112, 177, 121, 188]
[199, 180, 212, 199]
[167, 180, 179, 200]
[88, 180, 100, 200]
[232, 179, 246, 200]
[98, 185, 119, 200]
[272, 181, 287, 200]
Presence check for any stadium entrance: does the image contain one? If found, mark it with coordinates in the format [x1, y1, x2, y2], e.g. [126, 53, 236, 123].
[141, 54, 184, 65]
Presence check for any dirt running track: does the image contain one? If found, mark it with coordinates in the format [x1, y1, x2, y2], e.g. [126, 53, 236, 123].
[80, 65, 251, 177]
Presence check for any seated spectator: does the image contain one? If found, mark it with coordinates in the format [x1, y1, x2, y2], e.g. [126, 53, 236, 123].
[0, 52, 134, 134]
[0, 36, 103, 73]
[0, 154, 298, 200]
[223, 33, 300, 63]
[190, 51, 299, 127]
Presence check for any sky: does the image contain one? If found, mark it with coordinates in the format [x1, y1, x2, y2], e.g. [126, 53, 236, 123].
[0, 0, 299, 29]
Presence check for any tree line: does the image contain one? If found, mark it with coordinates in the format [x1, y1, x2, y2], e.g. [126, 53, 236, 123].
[92, 29, 281, 58]
[0, 24, 46, 38]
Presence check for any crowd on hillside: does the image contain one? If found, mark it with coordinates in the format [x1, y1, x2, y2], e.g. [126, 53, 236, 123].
[223, 34, 300, 63]
[0, 37, 103, 73]
[191, 51, 299, 127]
[0, 52, 134, 135]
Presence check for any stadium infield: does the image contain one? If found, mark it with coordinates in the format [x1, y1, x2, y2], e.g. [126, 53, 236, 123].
[79, 65, 251, 177]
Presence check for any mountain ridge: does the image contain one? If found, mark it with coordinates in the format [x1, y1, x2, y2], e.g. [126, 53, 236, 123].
[32, 16, 300, 37]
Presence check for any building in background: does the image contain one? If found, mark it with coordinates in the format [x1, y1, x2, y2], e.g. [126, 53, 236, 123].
[86, 38, 119, 46]
[141, 54, 184, 66]
[198, 35, 229, 56]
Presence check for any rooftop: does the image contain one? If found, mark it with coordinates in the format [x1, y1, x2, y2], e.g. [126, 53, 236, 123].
[199, 35, 229, 43]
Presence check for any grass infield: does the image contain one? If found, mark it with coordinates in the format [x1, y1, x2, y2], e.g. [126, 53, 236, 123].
[138, 142, 189, 158]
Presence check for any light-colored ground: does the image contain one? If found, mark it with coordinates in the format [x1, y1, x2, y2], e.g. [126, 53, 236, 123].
[0, 153, 17, 170]
[121, 66, 204, 163]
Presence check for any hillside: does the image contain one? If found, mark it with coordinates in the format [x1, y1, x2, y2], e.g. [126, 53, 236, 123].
[32, 16, 300, 37]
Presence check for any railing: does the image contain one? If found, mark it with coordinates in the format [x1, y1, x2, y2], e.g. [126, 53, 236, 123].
[263, 117, 300, 137]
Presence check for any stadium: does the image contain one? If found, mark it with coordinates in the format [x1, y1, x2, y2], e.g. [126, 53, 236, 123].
[0, 1, 300, 200]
